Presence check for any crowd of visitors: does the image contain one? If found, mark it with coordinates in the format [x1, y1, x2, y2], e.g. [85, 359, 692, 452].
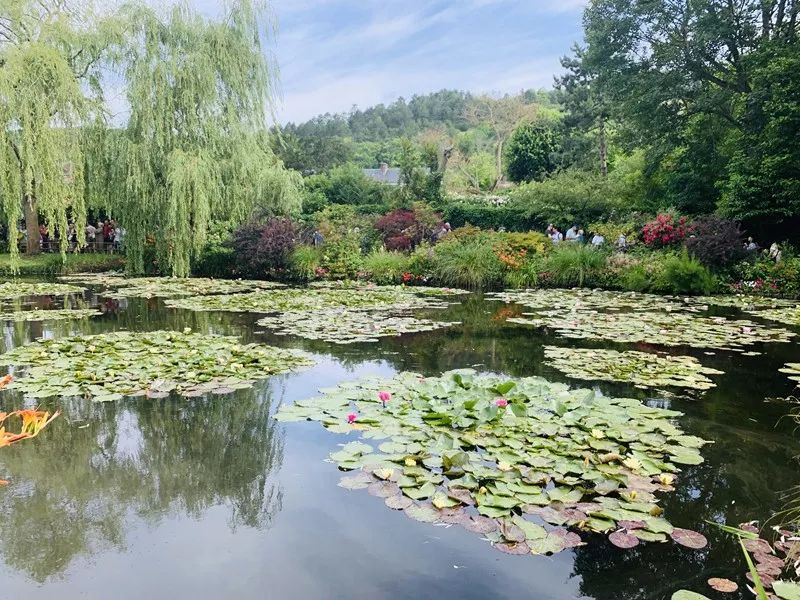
[545, 224, 628, 251]
[18, 218, 125, 253]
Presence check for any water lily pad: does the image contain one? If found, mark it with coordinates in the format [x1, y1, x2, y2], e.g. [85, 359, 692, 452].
[528, 533, 565, 555]
[670, 528, 708, 549]
[495, 541, 530, 555]
[609, 530, 640, 549]
[339, 472, 374, 490]
[707, 578, 738, 593]
[672, 591, 711, 600]
[773, 581, 800, 599]
[404, 503, 440, 523]
[462, 516, 498, 534]
[368, 481, 401, 498]
[385, 495, 414, 510]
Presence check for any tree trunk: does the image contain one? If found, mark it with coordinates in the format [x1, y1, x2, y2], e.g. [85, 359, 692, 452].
[598, 115, 608, 179]
[492, 140, 504, 191]
[24, 194, 40, 255]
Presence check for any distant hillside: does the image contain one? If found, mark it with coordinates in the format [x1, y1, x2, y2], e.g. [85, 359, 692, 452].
[275, 88, 558, 172]
[282, 89, 474, 141]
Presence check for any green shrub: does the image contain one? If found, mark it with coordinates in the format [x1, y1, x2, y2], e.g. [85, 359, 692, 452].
[362, 250, 411, 285]
[542, 244, 609, 288]
[407, 244, 436, 278]
[192, 243, 236, 278]
[431, 236, 505, 290]
[655, 250, 717, 295]
[289, 245, 322, 281]
[320, 235, 363, 280]
[496, 231, 551, 255]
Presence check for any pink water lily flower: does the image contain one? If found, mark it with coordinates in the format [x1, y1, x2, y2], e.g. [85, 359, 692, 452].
[495, 398, 508, 407]
[378, 391, 391, 404]
[347, 413, 358, 424]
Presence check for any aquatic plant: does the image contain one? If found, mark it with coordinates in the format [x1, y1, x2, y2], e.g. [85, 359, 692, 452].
[543, 347, 724, 390]
[509, 310, 794, 350]
[256, 309, 460, 344]
[276, 369, 711, 557]
[0, 282, 84, 300]
[167, 286, 459, 313]
[0, 309, 101, 322]
[0, 330, 313, 401]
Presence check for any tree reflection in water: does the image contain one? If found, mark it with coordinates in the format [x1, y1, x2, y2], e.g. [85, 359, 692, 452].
[0, 381, 286, 582]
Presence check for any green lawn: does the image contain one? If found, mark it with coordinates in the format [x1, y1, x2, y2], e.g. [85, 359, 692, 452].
[0, 253, 125, 277]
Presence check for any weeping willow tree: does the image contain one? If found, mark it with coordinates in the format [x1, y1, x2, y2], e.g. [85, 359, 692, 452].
[0, 1, 116, 258]
[91, 0, 302, 277]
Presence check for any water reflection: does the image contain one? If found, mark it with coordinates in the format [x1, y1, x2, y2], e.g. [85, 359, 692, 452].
[0, 382, 285, 582]
[0, 287, 798, 598]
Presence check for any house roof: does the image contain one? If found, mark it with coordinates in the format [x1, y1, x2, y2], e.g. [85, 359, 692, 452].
[363, 167, 402, 185]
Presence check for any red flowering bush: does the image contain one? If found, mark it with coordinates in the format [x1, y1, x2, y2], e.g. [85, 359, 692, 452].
[232, 218, 299, 278]
[641, 214, 693, 248]
[374, 205, 443, 251]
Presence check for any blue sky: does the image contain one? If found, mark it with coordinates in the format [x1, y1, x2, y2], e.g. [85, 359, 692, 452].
[269, 0, 587, 123]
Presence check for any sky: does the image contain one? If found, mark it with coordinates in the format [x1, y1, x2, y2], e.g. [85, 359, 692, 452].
[268, 0, 587, 124]
[144, 0, 587, 125]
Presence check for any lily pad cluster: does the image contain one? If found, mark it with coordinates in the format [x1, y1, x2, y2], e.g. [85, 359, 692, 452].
[752, 306, 800, 327]
[257, 309, 460, 344]
[543, 347, 724, 390]
[276, 369, 711, 556]
[166, 286, 457, 314]
[61, 274, 283, 298]
[695, 295, 797, 309]
[780, 363, 800, 385]
[509, 310, 795, 350]
[0, 308, 101, 322]
[0, 282, 84, 300]
[488, 288, 691, 314]
[309, 281, 469, 296]
[0, 330, 313, 401]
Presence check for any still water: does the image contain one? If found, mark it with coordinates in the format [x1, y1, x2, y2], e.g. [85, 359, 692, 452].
[0, 285, 798, 600]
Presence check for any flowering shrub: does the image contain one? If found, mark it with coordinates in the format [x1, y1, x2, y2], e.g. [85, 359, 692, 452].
[641, 214, 693, 248]
[730, 254, 800, 298]
[232, 218, 298, 278]
[374, 205, 443, 251]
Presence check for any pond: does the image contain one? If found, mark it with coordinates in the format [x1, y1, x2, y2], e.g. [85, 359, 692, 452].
[0, 280, 798, 600]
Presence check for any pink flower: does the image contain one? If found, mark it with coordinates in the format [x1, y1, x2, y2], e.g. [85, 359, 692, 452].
[347, 413, 358, 424]
[495, 398, 508, 407]
[378, 391, 391, 404]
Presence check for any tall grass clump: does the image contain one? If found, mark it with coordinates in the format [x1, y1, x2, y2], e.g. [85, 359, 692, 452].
[362, 250, 411, 284]
[431, 237, 505, 290]
[543, 244, 608, 288]
[289, 245, 322, 282]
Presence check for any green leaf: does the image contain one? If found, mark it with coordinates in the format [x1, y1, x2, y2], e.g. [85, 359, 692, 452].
[773, 581, 800, 600]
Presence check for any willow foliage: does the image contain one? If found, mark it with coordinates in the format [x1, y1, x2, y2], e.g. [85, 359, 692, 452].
[98, 0, 302, 276]
[0, 1, 115, 260]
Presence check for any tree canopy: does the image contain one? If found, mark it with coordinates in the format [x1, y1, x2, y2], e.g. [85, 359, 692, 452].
[1, 0, 300, 276]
